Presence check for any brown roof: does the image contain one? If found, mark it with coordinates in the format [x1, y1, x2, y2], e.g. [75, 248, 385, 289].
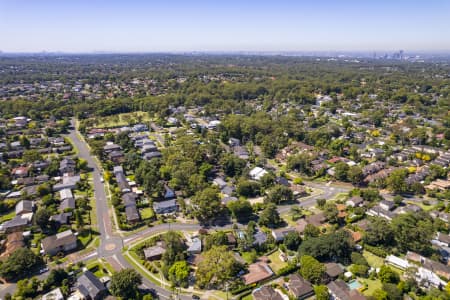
[242, 262, 273, 285]
[0, 232, 24, 260]
[253, 286, 283, 300]
[326, 262, 344, 278]
[347, 230, 362, 243]
[288, 274, 314, 299]
[295, 219, 308, 234]
[41, 230, 77, 253]
[306, 213, 326, 227]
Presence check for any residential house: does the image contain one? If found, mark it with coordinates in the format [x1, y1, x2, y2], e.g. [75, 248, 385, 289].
[187, 237, 202, 255]
[385, 255, 410, 270]
[346, 196, 363, 208]
[0, 232, 24, 260]
[108, 150, 125, 164]
[0, 216, 30, 233]
[249, 167, 269, 181]
[15, 200, 34, 215]
[59, 188, 74, 201]
[53, 175, 81, 191]
[379, 200, 395, 211]
[41, 230, 77, 255]
[153, 199, 178, 214]
[114, 167, 130, 193]
[50, 212, 72, 226]
[103, 143, 121, 153]
[42, 288, 64, 300]
[60, 158, 76, 175]
[242, 262, 274, 285]
[325, 263, 344, 281]
[144, 244, 166, 261]
[271, 227, 295, 242]
[287, 274, 314, 300]
[327, 279, 366, 300]
[252, 286, 283, 300]
[74, 271, 107, 300]
[253, 230, 268, 246]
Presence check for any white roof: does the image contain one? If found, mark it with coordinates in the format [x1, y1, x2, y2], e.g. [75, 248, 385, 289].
[386, 255, 409, 269]
[249, 167, 268, 180]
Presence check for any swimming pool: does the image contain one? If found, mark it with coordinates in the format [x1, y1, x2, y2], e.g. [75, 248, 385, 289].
[347, 280, 363, 290]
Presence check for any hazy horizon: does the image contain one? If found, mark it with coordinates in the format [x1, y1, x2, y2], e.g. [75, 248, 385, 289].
[1, 0, 450, 53]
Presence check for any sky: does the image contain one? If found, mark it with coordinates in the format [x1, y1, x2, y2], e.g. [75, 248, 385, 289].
[1, 0, 450, 53]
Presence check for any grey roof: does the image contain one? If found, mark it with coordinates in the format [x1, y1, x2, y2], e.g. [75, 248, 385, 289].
[77, 271, 106, 299]
[60, 198, 76, 211]
[144, 245, 166, 259]
[16, 200, 34, 214]
[142, 151, 162, 160]
[253, 231, 268, 246]
[2, 216, 29, 229]
[153, 199, 178, 212]
[187, 237, 202, 253]
[125, 205, 140, 222]
[50, 212, 72, 224]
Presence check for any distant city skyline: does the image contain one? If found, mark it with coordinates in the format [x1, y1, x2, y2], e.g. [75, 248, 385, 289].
[1, 0, 450, 53]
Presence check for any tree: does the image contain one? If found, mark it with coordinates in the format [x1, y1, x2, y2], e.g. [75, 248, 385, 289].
[203, 231, 229, 251]
[299, 255, 325, 284]
[283, 231, 302, 251]
[168, 261, 190, 288]
[22, 150, 42, 163]
[227, 200, 253, 223]
[334, 162, 349, 181]
[386, 169, 408, 194]
[265, 185, 294, 204]
[323, 202, 339, 224]
[303, 224, 320, 239]
[195, 246, 241, 289]
[313, 285, 329, 300]
[110, 269, 142, 299]
[162, 231, 186, 267]
[0, 248, 43, 281]
[378, 266, 400, 284]
[34, 208, 51, 229]
[299, 231, 353, 264]
[221, 154, 246, 177]
[258, 203, 282, 228]
[372, 289, 388, 300]
[347, 166, 363, 185]
[316, 198, 326, 208]
[237, 180, 261, 197]
[191, 187, 223, 224]
[363, 218, 395, 247]
[382, 283, 402, 300]
[391, 212, 434, 254]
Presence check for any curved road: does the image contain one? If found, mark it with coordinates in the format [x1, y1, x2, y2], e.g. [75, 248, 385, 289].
[69, 121, 197, 299]
[68, 120, 351, 299]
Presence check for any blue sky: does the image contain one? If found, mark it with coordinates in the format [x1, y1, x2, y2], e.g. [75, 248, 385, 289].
[1, 0, 449, 53]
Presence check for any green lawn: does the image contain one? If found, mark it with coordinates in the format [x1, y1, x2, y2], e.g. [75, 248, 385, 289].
[359, 278, 382, 296]
[0, 210, 16, 223]
[88, 111, 151, 128]
[78, 229, 92, 247]
[140, 207, 155, 220]
[267, 250, 288, 273]
[363, 250, 384, 268]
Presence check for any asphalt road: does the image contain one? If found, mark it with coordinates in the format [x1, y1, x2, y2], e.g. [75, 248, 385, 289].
[0, 121, 353, 300]
[69, 121, 193, 300]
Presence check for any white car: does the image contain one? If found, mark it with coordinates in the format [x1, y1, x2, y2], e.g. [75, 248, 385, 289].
[100, 177, 104, 183]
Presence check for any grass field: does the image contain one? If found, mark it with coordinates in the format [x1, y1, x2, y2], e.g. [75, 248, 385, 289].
[267, 250, 288, 273]
[363, 250, 384, 268]
[360, 278, 382, 296]
[140, 207, 155, 220]
[89, 111, 151, 128]
[0, 210, 15, 223]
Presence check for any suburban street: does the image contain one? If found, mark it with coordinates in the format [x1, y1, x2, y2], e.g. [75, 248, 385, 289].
[0, 121, 352, 300]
